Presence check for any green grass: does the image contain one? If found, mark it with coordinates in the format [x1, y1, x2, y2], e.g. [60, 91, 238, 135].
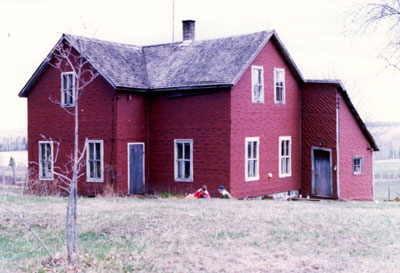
[1, 194, 400, 272]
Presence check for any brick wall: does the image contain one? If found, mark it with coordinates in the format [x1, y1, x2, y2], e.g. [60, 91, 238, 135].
[301, 83, 338, 198]
[27, 60, 116, 196]
[148, 90, 231, 197]
[339, 94, 373, 200]
[230, 38, 301, 198]
[115, 92, 148, 195]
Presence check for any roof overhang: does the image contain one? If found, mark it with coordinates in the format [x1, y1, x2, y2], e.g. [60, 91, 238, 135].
[304, 79, 379, 151]
[19, 34, 118, 98]
[233, 30, 304, 86]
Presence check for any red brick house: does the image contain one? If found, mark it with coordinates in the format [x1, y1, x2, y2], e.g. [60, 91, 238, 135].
[19, 21, 378, 200]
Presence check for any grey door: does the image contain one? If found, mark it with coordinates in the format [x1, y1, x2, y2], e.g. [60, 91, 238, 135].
[312, 149, 333, 197]
[129, 144, 144, 194]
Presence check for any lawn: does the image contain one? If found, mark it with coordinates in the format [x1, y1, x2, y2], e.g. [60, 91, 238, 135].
[1, 194, 399, 272]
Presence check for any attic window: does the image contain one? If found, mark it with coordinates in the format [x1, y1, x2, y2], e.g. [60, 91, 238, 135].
[274, 68, 285, 104]
[61, 72, 75, 107]
[251, 66, 264, 103]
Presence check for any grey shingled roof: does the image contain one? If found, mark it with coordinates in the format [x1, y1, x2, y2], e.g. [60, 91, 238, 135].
[19, 30, 303, 95]
[64, 34, 149, 89]
[66, 31, 276, 90]
[143, 31, 273, 89]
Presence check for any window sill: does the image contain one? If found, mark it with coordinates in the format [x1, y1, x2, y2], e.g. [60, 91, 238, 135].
[252, 101, 264, 104]
[274, 102, 285, 105]
[279, 174, 291, 178]
[39, 177, 54, 181]
[245, 177, 260, 182]
[353, 173, 363, 175]
[86, 179, 104, 183]
[175, 178, 193, 182]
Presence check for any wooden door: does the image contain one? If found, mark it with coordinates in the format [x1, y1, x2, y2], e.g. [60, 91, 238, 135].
[312, 149, 333, 197]
[128, 143, 144, 195]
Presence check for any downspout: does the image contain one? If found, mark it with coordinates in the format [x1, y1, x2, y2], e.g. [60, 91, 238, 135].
[147, 92, 150, 192]
[299, 86, 302, 196]
[111, 92, 118, 192]
[336, 92, 340, 199]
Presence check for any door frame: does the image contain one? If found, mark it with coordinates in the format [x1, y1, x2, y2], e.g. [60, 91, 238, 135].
[311, 146, 333, 197]
[127, 142, 145, 194]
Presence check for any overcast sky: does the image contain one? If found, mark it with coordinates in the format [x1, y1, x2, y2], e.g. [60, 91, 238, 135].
[1, 0, 399, 130]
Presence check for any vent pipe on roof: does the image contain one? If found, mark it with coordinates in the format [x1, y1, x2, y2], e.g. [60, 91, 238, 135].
[182, 20, 195, 42]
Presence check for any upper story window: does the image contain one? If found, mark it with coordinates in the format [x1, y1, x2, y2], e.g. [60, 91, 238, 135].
[245, 137, 260, 181]
[353, 156, 363, 175]
[61, 72, 75, 107]
[279, 136, 291, 177]
[87, 140, 104, 182]
[174, 139, 193, 182]
[274, 68, 285, 104]
[251, 66, 264, 103]
[39, 141, 53, 180]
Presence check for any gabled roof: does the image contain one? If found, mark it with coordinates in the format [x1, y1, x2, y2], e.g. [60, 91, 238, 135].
[19, 30, 304, 96]
[304, 79, 379, 151]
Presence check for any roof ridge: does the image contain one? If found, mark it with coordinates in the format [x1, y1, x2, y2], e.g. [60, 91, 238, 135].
[63, 30, 272, 50]
[142, 30, 272, 48]
[63, 33, 142, 49]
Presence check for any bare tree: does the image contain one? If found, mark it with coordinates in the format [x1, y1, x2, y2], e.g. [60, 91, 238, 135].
[40, 36, 98, 263]
[348, 0, 400, 69]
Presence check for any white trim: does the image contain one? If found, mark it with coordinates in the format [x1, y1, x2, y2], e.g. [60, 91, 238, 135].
[274, 68, 285, 104]
[245, 137, 260, 181]
[86, 140, 104, 182]
[353, 155, 363, 175]
[336, 96, 340, 199]
[61, 71, 76, 107]
[251, 65, 264, 103]
[38, 141, 54, 180]
[127, 142, 145, 194]
[279, 136, 291, 178]
[174, 139, 193, 182]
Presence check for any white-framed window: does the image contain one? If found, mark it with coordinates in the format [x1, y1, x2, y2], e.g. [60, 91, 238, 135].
[245, 137, 260, 181]
[61, 72, 75, 107]
[251, 66, 264, 103]
[86, 140, 104, 182]
[279, 136, 291, 177]
[274, 68, 285, 104]
[174, 139, 193, 182]
[353, 156, 363, 175]
[39, 141, 53, 180]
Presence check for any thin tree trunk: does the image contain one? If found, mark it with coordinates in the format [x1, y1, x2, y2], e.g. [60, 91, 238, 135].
[66, 193, 72, 263]
[72, 85, 79, 254]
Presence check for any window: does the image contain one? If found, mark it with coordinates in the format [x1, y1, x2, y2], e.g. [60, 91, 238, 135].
[274, 68, 285, 104]
[353, 156, 363, 174]
[251, 66, 264, 103]
[245, 137, 259, 181]
[86, 140, 103, 182]
[174, 139, 193, 182]
[39, 141, 53, 180]
[61, 72, 75, 107]
[279, 136, 291, 177]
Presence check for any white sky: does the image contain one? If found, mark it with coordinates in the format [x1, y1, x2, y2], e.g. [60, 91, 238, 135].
[1, 0, 399, 130]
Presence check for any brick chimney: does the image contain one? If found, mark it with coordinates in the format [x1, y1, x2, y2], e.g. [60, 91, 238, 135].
[182, 20, 195, 42]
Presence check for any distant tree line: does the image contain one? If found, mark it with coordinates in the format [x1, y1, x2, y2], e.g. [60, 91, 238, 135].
[373, 142, 400, 160]
[0, 136, 27, 151]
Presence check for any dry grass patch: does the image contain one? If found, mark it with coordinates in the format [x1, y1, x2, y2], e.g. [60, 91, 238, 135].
[1, 195, 400, 272]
